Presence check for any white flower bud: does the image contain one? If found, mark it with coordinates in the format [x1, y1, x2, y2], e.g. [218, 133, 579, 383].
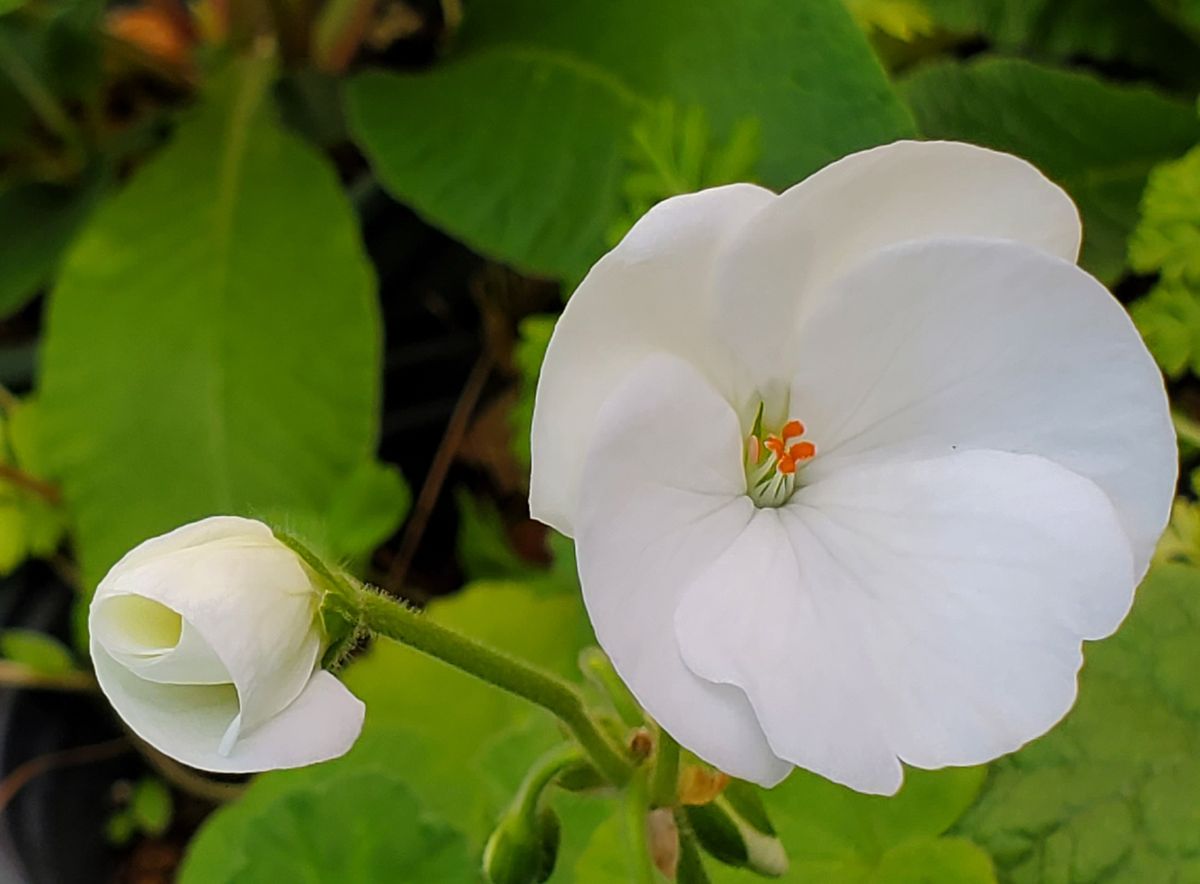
[89, 516, 365, 772]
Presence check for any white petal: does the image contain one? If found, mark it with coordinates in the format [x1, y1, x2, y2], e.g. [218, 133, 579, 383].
[674, 451, 1135, 795]
[97, 515, 276, 578]
[92, 525, 322, 737]
[713, 140, 1081, 384]
[530, 184, 775, 536]
[93, 643, 363, 772]
[788, 237, 1174, 574]
[575, 353, 791, 786]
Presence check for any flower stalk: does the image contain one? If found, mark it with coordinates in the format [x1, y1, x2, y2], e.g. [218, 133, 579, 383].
[351, 588, 636, 786]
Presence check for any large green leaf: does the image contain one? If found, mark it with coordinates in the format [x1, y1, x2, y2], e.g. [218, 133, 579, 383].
[37, 59, 382, 587]
[920, 0, 1200, 84]
[902, 57, 1200, 283]
[347, 0, 913, 282]
[180, 765, 475, 883]
[954, 564, 1200, 881]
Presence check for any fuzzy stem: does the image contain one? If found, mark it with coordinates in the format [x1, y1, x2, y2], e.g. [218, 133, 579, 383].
[355, 589, 634, 786]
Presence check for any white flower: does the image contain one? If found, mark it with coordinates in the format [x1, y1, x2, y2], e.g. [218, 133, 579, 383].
[529, 141, 1176, 794]
[89, 516, 365, 772]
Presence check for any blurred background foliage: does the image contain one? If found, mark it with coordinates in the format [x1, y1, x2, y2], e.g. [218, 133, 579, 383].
[0, 0, 1198, 882]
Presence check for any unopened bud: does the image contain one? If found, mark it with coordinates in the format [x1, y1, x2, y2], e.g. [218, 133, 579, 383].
[483, 805, 561, 884]
[684, 781, 788, 877]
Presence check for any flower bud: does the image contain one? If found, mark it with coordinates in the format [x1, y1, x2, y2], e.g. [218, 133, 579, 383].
[684, 781, 788, 877]
[89, 516, 365, 772]
[482, 805, 560, 884]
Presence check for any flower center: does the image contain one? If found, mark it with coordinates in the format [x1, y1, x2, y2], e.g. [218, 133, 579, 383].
[744, 407, 816, 508]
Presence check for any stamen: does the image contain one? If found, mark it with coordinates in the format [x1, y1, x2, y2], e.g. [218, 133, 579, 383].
[743, 408, 818, 508]
[789, 441, 816, 461]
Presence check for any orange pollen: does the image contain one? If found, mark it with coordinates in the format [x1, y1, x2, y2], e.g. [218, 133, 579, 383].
[777, 456, 797, 475]
[781, 419, 805, 441]
[763, 436, 786, 458]
[789, 441, 816, 461]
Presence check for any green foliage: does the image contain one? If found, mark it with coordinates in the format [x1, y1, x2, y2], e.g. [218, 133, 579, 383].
[902, 57, 1200, 283]
[0, 628, 73, 674]
[181, 768, 474, 883]
[37, 58, 382, 588]
[754, 766, 988, 881]
[606, 102, 761, 247]
[920, 0, 1200, 84]
[0, 175, 102, 320]
[1154, 499, 1200, 566]
[107, 777, 173, 846]
[324, 459, 410, 564]
[844, 0, 936, 41]
[954, 564, 1200, 881]
[0, 401, 65, 575]
[1128, 145, 1200, 378]
[347, 0, 913, 282]
[511, 314, 556, 470]
[1129, 285, 1200, 378]
[1130, 144, 1200, 285]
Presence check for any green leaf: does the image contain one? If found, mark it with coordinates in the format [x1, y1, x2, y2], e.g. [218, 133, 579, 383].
[920, 0, 1200, 85]
[0, 403, 65, 574]
[1129, 143, 1200, 286]
[844, 0, 936, 41]
[954, 564, 1200, 880]
[511, 314, 555, 469]
[347, 0, 913, 281]
[129, 777, 173, 838]
[760, 766, 987, 879]
[324, 459, 410, 564]
[38, 57, 381, 588]
[1130, 284, 1200, 378]
[0, 175, 102, 320]
[180, 766, 475, 883]
[0, 628, 73, 674]
[456, 487, 537, 582]
[873, 837, 996, 883]
[902, 57, 1200, 283]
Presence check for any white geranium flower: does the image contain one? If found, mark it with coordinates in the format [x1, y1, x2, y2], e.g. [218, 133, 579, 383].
[529, 141, 1176, 794]
[89, 516, 365, 772]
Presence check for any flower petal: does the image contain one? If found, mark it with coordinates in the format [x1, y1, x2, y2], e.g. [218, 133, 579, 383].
[713, 141, 1081, 385]
[789, 237, 1174, 574]
[93, 642, 363, 772]
[531, 184, 775, 536]
[92, 521, 322, 738]
[674, 451, 1136, 795]
[575, 353, 791, 786]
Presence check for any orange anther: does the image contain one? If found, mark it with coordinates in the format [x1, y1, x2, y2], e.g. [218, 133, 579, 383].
[764, 436, 785, 457]
[777, 456, 797, 475]
[781, 420, 805, 440]
[789, 441, 816, 460]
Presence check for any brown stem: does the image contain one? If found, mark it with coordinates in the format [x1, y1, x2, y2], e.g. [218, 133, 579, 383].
[0, 738, 131, 816]
[383, 351, 492, 594]
[0, 463, 62, 506]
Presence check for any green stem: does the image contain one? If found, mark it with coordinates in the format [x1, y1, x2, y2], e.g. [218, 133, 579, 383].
[355, 589, 634, 785]
[580, 646, 645, 728]
[625, 771, 660, 884]
[511, 744, 585, 818]
[650, 728, 680, 808]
